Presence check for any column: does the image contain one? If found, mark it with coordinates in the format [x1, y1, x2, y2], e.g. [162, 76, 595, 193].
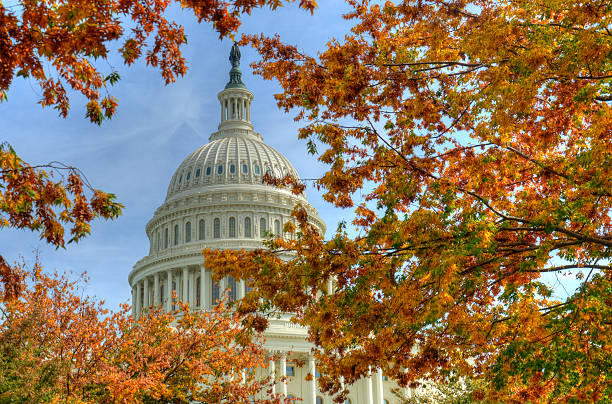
[221, 277, 228, 298]
[327, 278, 333, 295]
[309, 354, 316, 404]
[269, 358, 276, 396]
[188, 270, 195, 307]
[340, 376, 345, 394]
[239, 279, 246, 299]
[143, 278, 149, 310]
[367, 366, 374, 404]
[135, 281, 142, 315]
[154, 272, 160, 307]
[166, 269, 173, 312]
[280, 352, 288, 396]
[182, 266, 189, 306]
[376, 368, 384, 404]
[131, 286, 136, 317]
[241, 369, 246, 385]
[201, 267, 207, 308]
[205, 269, 213, 307]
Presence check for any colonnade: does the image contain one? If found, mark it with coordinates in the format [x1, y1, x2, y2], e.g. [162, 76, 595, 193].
[263, 351, 388, 404]
[131, 266, 247, 316]
[220, 95, 251, 122]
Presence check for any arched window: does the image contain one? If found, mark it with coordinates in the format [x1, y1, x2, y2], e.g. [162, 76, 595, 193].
[229, 217, 236, 238]
[196, 276, 201, 306]
[195, 168, 201, 178]
[164, 228, 169, 248]
[242, 164, 248, 174]
[217, 164, 223, 175]
[206, 166, 211, 176]
[254, 164, 260, 175]
[214, 218, 220, 239]
[244, 217, 252, 238]
[199, 219, 205, 240]
[185, 221, 191, 243]
[230, 164, 236, 174]
[212, 281, 220, 305]
[274, 219, 280, 235]
[174, 224, 179, 245]
[316, 397, 323, 404]
[260, 218, 267, 238]
[186, 171, 191, 181]
[228, 276, 237, 301]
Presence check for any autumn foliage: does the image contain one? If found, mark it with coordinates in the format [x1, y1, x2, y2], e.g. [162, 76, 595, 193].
[0, 0, 316, 124]
[0, 260, 273, 403]
[204, 0, 612, 402]
[0, 142, 122, 300]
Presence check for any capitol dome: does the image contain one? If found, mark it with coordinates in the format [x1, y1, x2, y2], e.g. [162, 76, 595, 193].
[128, 44, 398, 404]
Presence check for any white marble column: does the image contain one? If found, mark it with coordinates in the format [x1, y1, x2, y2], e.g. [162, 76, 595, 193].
[205, 270, 213, 306]
[154, 272, 160, 307]
[143, 278, 149, 310]
[269, 358, 276, 396]
[135, 281, 141, 315]
[280, 352, 287, 396]
[182, 266, 188, 306]
[309, 354, 316, 404]
[131, 287, 136, 317]
[200, 267, 207, 308]
[367, 366, 374, 404]
[239, 279, 246, 299]
[188, 270, 195, 307]
[241, 369, 246, 385]
[221, 277, 228, 298]
[376, 368, 384, 403]
[166, 269, 173, 312]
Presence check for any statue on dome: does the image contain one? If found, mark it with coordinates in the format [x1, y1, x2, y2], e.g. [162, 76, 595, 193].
[229, 42, 241, 68]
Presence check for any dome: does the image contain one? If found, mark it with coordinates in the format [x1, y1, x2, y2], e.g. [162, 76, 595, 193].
[165, 133, 302, 202]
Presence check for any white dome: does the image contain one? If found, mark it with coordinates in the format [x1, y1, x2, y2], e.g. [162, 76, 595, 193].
[166, 134, 301, 202]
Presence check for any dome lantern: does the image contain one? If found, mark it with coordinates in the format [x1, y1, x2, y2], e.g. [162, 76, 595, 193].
[214, 43, 255, 138]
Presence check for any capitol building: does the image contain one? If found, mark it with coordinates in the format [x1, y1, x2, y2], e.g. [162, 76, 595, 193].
[128, 45, 402, 404]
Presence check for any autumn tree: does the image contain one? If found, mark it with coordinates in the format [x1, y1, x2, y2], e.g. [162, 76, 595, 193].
[0, 260, 277, 403]
[203, 0, 612, 402]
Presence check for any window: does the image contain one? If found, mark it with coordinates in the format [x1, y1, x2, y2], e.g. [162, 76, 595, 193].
[259, 218, 267, 238]
[286, 366, 295, 377]
[315, 370, 321, 378]
[214, 218, 220, 239]
[229, 217, 236, 238]
[178, 175, 182, 184]
[244, 217, 252, 238]
[316, 397, 323, 404]
[274, 219, 280, 235]
[345, 400, 352, 404]
[230, 164, 236, 174]
[242, 164, 248, 174]
[174, 224, 179, 245]
[212, 281, 219, 305]
[217, 164, 223, 175]
[164, 228, 169, 248]
[186, 171, 191, 181]
[185, 221, 191, 243]
[206, 166, 211, 176]
[382, 375, 388, 381]
[195, 168, 201, 178]
[383, 400, 389, 404]
[199, 219, 205, 240]
[228, 276, 237, 301]
[266, 167, 273, 177]
[254, 164, 260, 175]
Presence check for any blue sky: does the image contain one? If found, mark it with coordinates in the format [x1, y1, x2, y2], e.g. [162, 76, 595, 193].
[0, 1, 355, 310]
